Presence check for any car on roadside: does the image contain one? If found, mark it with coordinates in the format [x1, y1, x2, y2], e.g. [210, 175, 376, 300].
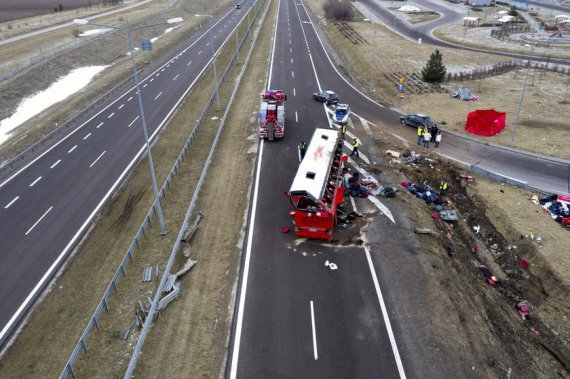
[313, 90, 339, 105]
[333, 103, 350, 124]
[400, 113, 434, 128]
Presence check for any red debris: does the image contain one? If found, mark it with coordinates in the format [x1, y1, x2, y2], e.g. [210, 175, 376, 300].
[520, 259, 529, 269]
[530, 327, 540, 335]
[431, 212, 440, 219]
[471, 246, 478, 254]
[446, 231, 452, 239]
[281, 226, 290, 233]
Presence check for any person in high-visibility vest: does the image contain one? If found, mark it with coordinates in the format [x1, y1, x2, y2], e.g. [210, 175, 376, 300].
[350, 137, 361, 157]
[440, 179, 448, 196]
[417, 126, 425, 145]
[298, 141, 307, 161]
[339, 124, 347, 140]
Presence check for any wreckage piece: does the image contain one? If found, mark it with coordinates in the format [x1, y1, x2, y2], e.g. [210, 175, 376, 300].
[181, 211, 204, 243]
[158, 281, 180, 312]
[451, 87, 474, 101]
[182, 243, 192, 258]
[174, 258, 197, 278]
[414, 227, 439, 237]
[163, 273, 178, 293]
[142, 266, 153, 282]
[439, 209, 459, 221]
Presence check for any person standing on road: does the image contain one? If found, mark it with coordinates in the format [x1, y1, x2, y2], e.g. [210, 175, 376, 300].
[339, 123, 347, 140]
[430, 124, 439, 143]
[417, 125, 424, 145]
[350, 137, 361, 157]
[423, 130, 431, 148]
[298, 141, 307, 161]
[435, 131, 442, 148]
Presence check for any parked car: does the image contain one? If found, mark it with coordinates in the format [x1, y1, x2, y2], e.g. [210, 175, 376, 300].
[334, 103, 350, 124]
[400, 113, 434, 128]
[313, 90, 338, 105]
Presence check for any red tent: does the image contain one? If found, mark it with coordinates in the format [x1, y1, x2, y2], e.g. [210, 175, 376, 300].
[465, 110, 506, 137]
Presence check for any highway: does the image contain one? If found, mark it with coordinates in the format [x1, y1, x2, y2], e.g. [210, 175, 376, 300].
[0, 0, 254, 350]
[228, 0, 568, 376]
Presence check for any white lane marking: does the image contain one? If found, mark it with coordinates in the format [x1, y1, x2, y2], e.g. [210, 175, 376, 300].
[128, 115, 140, 128]
[290, 47, 292, 53]
[89, 151, 106, 168]
[310, 300, 318, 360]
[83, 133, 91, 140]
[50, 159, 61, 169]
[96, 122, 104, 129]
[368, 196, 395, 224]
[291, 58, 293, 64]
[118, 103, 125, 110]
[154, 91, 163, 101]
[289, 39, 291, 44]
[161, 68, 165, 72]
[359, 117, 372, 135]
[68, 145, 77, 153]
[291, 71, 294, 78]
[350, 195, 358, 212]
[293, 88, 296, 96]
[187, 60, 192, 66]
[29, 176, 42, 187]
[25, 206, 53, 236]
[127, 96, 133, 101]
[198, 50, 202, 55]
[173, 74, 179, 81]
[364, 246, 406, 378]
[437, 153, 470, 166]
[0, 5, 239, 344]
[143, 83, 148, 88]
[150, 78, 154, 82]
[295, 111, 298, 123]
[4, 196, 19, 209]
[107, 112, 115, 119]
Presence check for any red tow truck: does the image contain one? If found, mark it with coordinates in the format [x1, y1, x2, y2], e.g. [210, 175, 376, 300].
[258, 89, 287, 140]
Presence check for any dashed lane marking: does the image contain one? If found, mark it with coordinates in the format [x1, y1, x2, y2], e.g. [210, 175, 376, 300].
[96, 122, 104, 129]
[4, 196, 19, 209]
[118, 104, 125, 110]
[25, 206, 53, 236]
[68, 145, 77, 153]
[128, 116, 139, 128]
[173, 74, 179, 81]
[50, 159, 61, 169]
[29, 176, 42, 187]
[83, 133, 91, 140]
[108, 112, 115, 118]
[89, 151, 106, 168]
[154, 91, 163, 101]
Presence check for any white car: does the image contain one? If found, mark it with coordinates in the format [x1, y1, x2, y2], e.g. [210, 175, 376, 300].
[334, 103, 350, 124]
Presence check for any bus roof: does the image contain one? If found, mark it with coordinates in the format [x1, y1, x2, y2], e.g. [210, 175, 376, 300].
[289, 128, 339, 201]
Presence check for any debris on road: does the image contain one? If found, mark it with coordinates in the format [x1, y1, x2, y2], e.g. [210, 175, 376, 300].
[325, 260, 338, 270]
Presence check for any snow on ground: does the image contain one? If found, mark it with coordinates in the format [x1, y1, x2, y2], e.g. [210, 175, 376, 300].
[0, 66, 107, 146]
[78, 28, 111, 37]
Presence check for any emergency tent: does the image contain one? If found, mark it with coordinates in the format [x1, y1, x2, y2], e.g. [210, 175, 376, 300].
[465, 110, 506, 137]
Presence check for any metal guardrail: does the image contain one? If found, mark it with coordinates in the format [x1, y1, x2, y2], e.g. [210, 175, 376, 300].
[470, 165, 553, 196]
[59, 1, 264, 377]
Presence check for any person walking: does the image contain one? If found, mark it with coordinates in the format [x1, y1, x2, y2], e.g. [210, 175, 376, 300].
[417, 125, 424, 145]
[435, 131, 442, 148]
[439, 179, 448, 196]
[339, 123, 347, 140]
[350, 137, 361, 157]
[298, 141, 307, 161]
[423, 130, 431, 148]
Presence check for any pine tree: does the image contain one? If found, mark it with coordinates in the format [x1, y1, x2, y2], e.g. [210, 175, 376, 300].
[421, 49, 446, 83]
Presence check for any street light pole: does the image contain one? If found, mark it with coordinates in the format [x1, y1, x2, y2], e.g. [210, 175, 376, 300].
[510, 60, 531, 146]
[74, 17, 183, 235]
[210, 28, 220, 109]
[370, 28, 377, 92]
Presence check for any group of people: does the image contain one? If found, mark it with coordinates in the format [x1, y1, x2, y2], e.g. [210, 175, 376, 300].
[417, 124, 442, 149]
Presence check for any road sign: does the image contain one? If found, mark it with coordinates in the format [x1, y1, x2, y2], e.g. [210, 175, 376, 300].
[141, 40, 152, 51]
[397, 84, 405, 92]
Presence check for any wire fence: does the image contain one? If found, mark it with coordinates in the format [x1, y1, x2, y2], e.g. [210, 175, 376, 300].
[59, 1, 264, 377]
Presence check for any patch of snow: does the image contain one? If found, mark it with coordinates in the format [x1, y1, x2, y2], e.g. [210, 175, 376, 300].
[78, 28, 111, 37]
[0, 66, 108, 146]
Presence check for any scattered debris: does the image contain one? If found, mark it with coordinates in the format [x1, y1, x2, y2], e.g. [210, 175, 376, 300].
[143, 266, 153, 282]
[325, 260, 338, 270]
[158, 281, 180, 311]
[181, 211, 204, 242]
[414, 227, 439, 237]
[163, 274, 177, 293]
[174, 258, 197, 278]
[451, 87, 478, 101]
[517, 300, 531, 320]
[385, 149, 400, 158]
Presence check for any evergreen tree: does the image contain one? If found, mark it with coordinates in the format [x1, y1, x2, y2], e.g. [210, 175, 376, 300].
[421, 49, 446, 83]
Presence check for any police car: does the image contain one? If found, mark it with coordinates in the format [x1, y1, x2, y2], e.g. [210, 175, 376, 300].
[333, 103, 350, 124]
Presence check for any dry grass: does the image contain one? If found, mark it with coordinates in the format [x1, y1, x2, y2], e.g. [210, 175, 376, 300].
[305, 0, 570, 159]
[0, 0, 263, 377]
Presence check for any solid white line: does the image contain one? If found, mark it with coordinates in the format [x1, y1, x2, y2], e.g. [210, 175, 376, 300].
[50, 159, 61, 169]
[89, 151, 106, 168]
[68, 145, 77, 153]
[310, 300, 318, 360]
[154, 91, 163, 101]
[118, 103, 125, 110]
[4, 196, 19, 209]
[295, 111, 298, 123]
[368, 196, 396, 224]
[173, 74, 179, 81]
[25, 206, 53, 236]
[364, 246, 407, 378]
[96, 122, 104, 129]
[107, 112, 115, 118]
[128, 115, 139, 128]
[83, 133, 91, 140]
[293, 88, 296, 96]
[187, 60, 192, 66]
[29, 176, 42, 187]
[127, 96, 133, 101]
[0, 5, 240, 343]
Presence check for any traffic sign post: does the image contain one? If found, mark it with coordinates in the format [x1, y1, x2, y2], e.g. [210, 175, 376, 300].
[141, 40, 153, 51]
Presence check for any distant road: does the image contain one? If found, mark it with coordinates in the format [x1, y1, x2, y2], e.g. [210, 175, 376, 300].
[0, 0, 153, 47]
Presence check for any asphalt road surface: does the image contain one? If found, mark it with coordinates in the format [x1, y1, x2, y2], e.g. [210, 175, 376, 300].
[0, 0, 255, 350]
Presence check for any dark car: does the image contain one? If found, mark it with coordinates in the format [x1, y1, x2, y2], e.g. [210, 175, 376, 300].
[313, 90, 338, 105]
[236, 3, 241, 9]
[400, 113, 434, 128]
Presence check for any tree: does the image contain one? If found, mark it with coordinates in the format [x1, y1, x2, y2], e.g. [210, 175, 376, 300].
[323, 0, 354, 21]
[508, 6, 518, 17]
[421, 49, 446, 83]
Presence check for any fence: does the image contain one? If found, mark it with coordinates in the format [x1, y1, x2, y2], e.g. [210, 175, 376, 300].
[59, 1, 264, 377]
[470, 165, 555, 195]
